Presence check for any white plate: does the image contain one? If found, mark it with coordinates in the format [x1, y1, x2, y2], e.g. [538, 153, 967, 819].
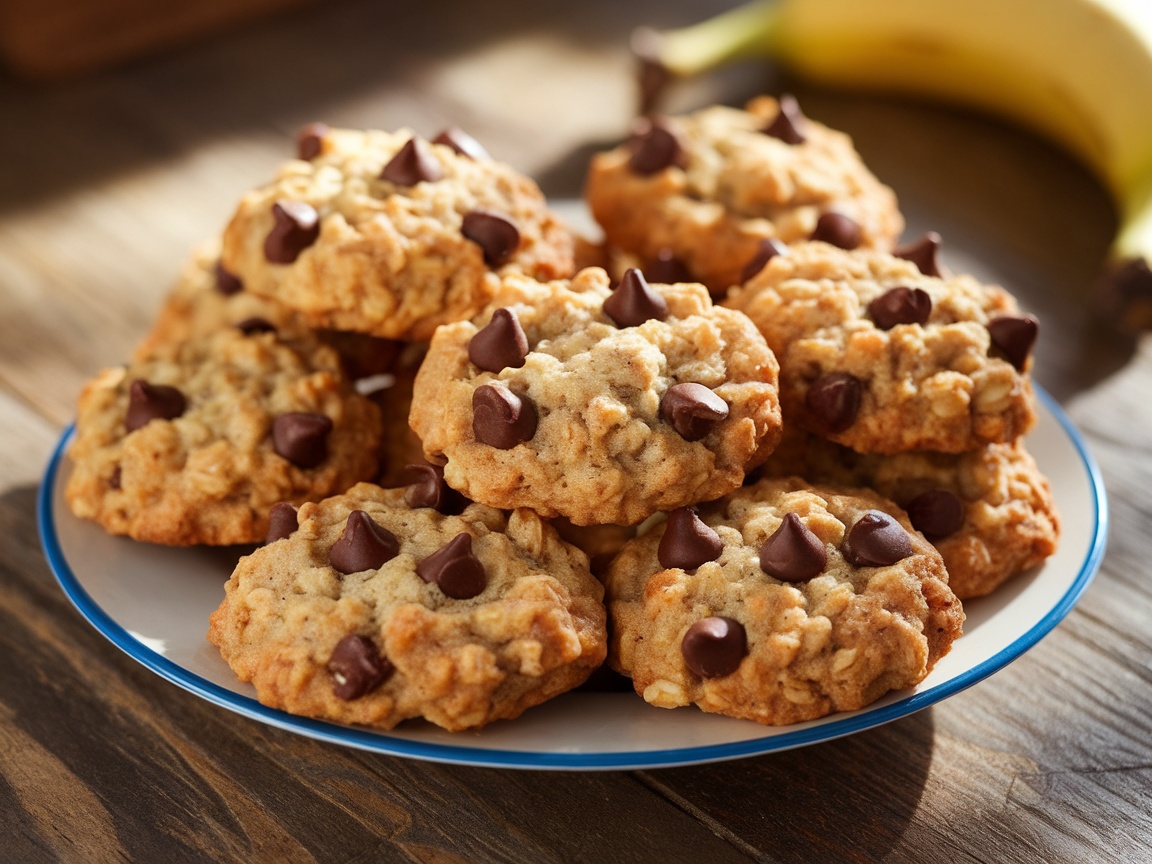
[38, 387, 1106, 770]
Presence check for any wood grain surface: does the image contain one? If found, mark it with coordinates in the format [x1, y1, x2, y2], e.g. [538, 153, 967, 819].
[2, 1, 1150, 861]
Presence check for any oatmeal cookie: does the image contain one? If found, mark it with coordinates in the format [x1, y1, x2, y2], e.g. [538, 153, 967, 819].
[605, 477, 964, 726]
[409, 266, 783, 526]
[207, 482, 607, 732]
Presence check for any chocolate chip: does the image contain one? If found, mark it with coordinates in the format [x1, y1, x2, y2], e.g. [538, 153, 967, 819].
[264, 200, 320, 264]
[740, 238, 788, 283]
[681, 617, 747, 678]
[762, 94, 806, 145]
[402, 463, 468, 515]
[658, 506, 723, 570]
[894, 232, 944, 277]
[868, 286, 932, 330]
[295, 122, 329, 160]
[235, 316, 277, 335]
[215, 261, 243, 295]
[265, 502, 299, 544]
[272, 412, 333, 468]
[627, 116, 685, 175]
[432, 126, 489, 160]
[462, 209, 520, 267]
[416, 533, 487, 599]
[643, 248, 693, 284]
[759, 512, 827, 582]
[472, 384, 537, 449]
[905, 489, 964, 540]
[987, 314, 1039, 371]
[660, 383, 729, 441]
[329, 510, 400, 574]
[806, 372, 861, 434]
[327, 634, 394, 700]
[380, 137, 443, 186]
[468, 307, 530, 373]
[126, 379, 186, 432]
[843, 510, 913, 567]
[603, 268, 669, 327]
[109, 465, 122, 490]
[811, 212, 862, 250]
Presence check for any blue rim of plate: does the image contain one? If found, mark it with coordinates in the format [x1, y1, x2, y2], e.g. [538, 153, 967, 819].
[37, 386, 1107, 770]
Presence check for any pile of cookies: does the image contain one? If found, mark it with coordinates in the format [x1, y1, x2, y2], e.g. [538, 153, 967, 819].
[65, 96, 1059, 733]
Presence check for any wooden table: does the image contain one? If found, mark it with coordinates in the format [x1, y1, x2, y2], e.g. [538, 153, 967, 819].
[3, 1, 1150, 860]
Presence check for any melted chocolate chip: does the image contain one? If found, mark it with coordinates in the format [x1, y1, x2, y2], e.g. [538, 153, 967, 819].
[987, 314, 1039, 371]
[329, 510, 400, 574]
[643, 248, 693, 284]
[681, 617, 747, 678]
[894, 231, 944, 277]
[380, 137, 443, 186]
[472, 384, 537, 449]
[660, 383, 729, 441]
[295, 122, 329, 160]
[272, 412, 333, 468]
[869, 286, 932, 330]
[432, 127, 489, 160]
[264, 200, 320, 264]
[402, 463, 469, 515]
[603, 268, 669, 327]
[843, 510, 913, 567]
[806, 372, 861, 434]
[327, 634, 394, 700]
[416, 533, 487, 599]
[235, 316, 277, 335]
[265, 502, 299, 544]
[905, 489, 965, 540]
[740, 238, 788, 283]
[759, 512, 827, 583]
[462, 209, 520, 267]
[811, 212, 862, 250]
[762, 94, 806, 145]
[126, 379, 187, 432]
[627, 116, 685, 175]
[658, 507, 723, 571]
[215, 261, 243, 295]
[468, 307, 529, 373]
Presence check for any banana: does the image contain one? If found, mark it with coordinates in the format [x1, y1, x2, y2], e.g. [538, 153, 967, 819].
[632, 0, 1152, 329]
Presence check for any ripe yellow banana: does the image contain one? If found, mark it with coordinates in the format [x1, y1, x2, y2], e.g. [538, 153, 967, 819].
[633, 0, 1152, 328]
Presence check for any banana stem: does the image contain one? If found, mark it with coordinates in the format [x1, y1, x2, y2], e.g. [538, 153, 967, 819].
[633, 0, 781, 77]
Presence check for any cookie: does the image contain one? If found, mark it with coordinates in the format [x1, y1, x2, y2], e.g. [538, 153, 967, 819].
[725, 241, 1038, 453]
[207, 482, 607, 732]
[605, 476, 964, 726]
[409, 266, 783, 526]
[584, 95, 903, 295]
[66, 328, 382, 546]
[220, 125, 574, 341]
[759, 431, 1060, 599]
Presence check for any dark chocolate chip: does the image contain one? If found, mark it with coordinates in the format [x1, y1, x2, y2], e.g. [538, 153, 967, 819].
[643, 248, 693, 284]
[843, 510, 913, 567]
[681, 616, 747, 678]
[215, 261, 243, 295]
[987, 314, 1039, 371]
[603, 267, 669, 327]
[295, 122, 329, 160]
[380, 137, 443, 186]
[329, 510, 400, 575]
[462, 209, 520, 267]
[126, 379, 187, 432]
[272, 412, 333, 469]
[402, 463, 469, 515]
[416, 533, 487, 599]
[806, 372, 861, 434]
[762, 93, 806, 145]
[660, 383, 729, 441]
[759, 512, 827, 582]
[740, 237, 788, 283]
[432, 127, 489, 160]
[894, 231, 944, 277]
[327, 634, 394, 700]
[868, 286, 932, 330]
[811, 212, 862, 250]
[472, 384, 537, 449]
[265, 502, 299, 544]
[627, 116, 685, 175]
[109, 465, 122, 490]
[264, 200, 320, 264]
[658, 506, 723, 571]
[235, 316, 277, 335]
[905, 489, 965, 540]
[468, 307, 530, 373]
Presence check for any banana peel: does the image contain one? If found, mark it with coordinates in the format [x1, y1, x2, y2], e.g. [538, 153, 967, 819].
[633, 0, 1152, 330]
